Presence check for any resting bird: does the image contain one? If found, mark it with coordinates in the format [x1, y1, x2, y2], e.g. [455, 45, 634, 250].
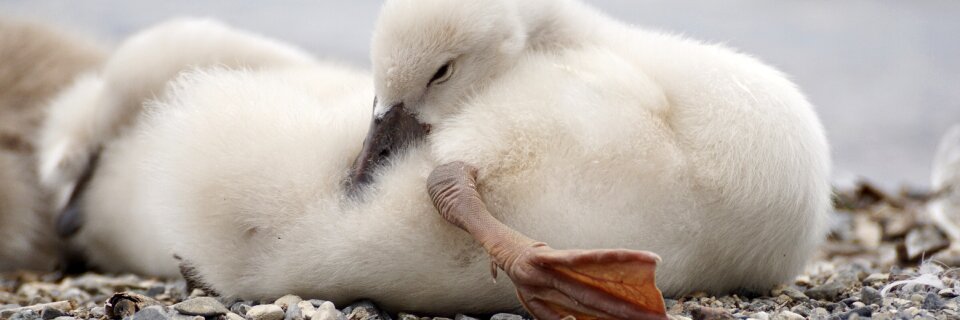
[0, 18, 104, 271]
[350, 0, 832, 317]
[36, 18, 318, 276]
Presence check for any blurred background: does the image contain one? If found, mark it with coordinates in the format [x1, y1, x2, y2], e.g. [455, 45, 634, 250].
[2, 0, 957, 190]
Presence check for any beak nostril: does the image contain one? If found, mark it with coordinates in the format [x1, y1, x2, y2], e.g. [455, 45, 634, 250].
[378, 149, 391, 158]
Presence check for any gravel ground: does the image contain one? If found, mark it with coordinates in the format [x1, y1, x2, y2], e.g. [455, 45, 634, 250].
[1, 183, 958, 320]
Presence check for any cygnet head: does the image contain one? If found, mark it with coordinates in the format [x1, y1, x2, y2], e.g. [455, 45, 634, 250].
[352, 0, 527, 186]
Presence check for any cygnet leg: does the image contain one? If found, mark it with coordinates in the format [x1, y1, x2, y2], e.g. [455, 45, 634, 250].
[427, 162, 668, 320]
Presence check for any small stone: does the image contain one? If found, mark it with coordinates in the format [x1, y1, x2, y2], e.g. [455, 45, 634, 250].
[296, 301, 317, 319]
[781, 287, 809, 301]
[861, 287, 883, 305]
[308, 300, 326, 308]
[489, 314, 523, 320]
[668, 315, 692, 320]
[397, 314, 419, 320]
[690, 306, 734, 320]
[107, 293, 161, 319]
[10, 309, 39, 320]
[771, 310, 803, 320]
[225, 313, 245, 320]
[274, 295, 303, 310]
[794, 275, 812, 286]
[431, 318, 452, 320]
[922, 292, 945, 310]
[146, 285, 166, 297]
[749, 311, 769, 320]
[939, 288, 958, 298]
[788, 305, 810, 317]
[805, 281, 846, 301]
[52, 317, 76, 320]
[284, 302, 303, 320]
[246, 305, 284, 320]
[863, 273, 888, 284]
[810, 308, 829, 318]
[345, 300, 384, 320]
[453, 315, 478, 320]
[173, 297, 228, 317]
[40, 307, 66, 320]
[911, 294, 925, 304]
[843, 307, 872, 319]
[133, 306, 171, 320]
[314, 302, 344, 320]
[90, 307, 106, 318]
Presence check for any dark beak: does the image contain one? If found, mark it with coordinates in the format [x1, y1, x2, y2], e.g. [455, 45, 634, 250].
[349, 101, 430, 189]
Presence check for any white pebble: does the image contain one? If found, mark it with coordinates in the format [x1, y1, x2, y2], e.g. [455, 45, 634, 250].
[246, 305, 284, 320]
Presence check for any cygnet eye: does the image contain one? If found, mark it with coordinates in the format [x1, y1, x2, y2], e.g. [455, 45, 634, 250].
[428, 61, 454, 86]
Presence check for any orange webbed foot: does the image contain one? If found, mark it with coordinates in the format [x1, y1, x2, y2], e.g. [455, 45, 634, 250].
[427, 162, 668, 320]
[506, 246, 666, 320]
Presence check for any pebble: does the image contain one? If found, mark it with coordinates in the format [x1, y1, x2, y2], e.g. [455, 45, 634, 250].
[922, 292, 945, 310]
[314, 301, 344, 320]
[274, 295, 303, 310]
[284, 301, 303, 320]
[344, 300, 384, 320]
[805, 281, 846, 301]
[863, 273, 888, 284]
[10, 309, 39, 320]
[860, 286, 882, 305]
[941, 288, 959, 298]
[453, 315, 478, 320]
[133, 306, 172, 320]
[397, 313, 418, 320]
[489, 314, 523, 320]
[173, 297, 228, 316]
[690, 306, 734, 320]
[231, 302, 252, 316]
[771, 310, 803, 320]
[297, 301, 317, 319]
[843, 307, 872, 319]
[246, 305, 284, 320]
[39, 306, 66, 320]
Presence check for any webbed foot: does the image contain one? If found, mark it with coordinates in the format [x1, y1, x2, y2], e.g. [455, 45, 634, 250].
[427, 162, 666, 320]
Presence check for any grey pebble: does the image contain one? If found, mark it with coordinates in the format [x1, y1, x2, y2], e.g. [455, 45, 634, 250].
[842, 307, 872, 319]
[805, 281, 846, 301]
[453, 315, 478, 320]
[314, 301, 344, 320]
[284, 302, 302, 320]
[246, 305, 284, 320]
[489, 314, 523, 320]
[51, 317, 76, 320]
[146, 285, 166, 297]
[231, 302, 252, 315]
[397, 313, 419, 320]
[173, 297, 229, 316]
[39, 307, 66, 320]
[345, 300, 388, 320]
[860, 287, 882, 305]
[133, 306, 172, 320]
[781, 287, 809, 301]
[90, 307, 106, 318]
[308, 300, 327, 308]
[922, 293, 945, 310]
[10, 309, 40, 320]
